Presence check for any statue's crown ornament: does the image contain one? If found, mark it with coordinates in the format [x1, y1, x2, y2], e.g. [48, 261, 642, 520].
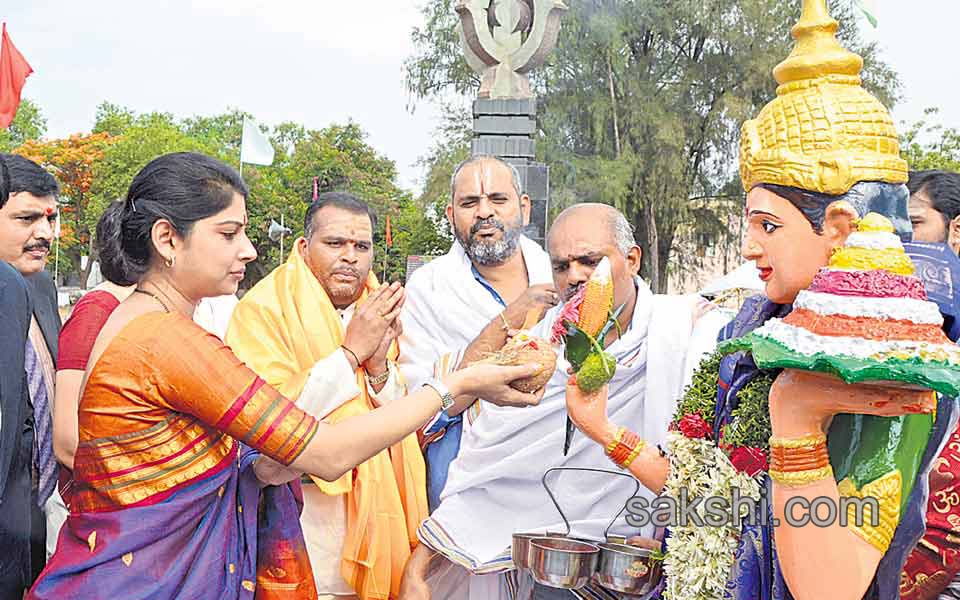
[739, 0, 908, 195]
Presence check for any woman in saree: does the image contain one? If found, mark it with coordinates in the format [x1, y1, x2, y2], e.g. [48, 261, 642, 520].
[28, 152, 544, 599]
[53, 203, 134, 500]
[565, 2, 957, 599]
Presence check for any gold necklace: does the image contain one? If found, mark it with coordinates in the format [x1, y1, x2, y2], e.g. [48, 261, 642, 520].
[133, 287, 171, 313]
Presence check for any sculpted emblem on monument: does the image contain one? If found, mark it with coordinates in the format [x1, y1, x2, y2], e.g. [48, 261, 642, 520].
[456, 0, 567, 99]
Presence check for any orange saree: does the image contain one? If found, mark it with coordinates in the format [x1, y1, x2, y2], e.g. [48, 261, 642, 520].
[29, 312, 318, 600]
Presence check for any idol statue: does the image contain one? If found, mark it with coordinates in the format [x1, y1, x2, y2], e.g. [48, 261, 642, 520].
[565, 1, 960, 598]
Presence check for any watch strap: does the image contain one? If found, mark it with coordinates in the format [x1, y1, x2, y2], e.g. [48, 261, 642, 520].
[423, 378, 455, 412]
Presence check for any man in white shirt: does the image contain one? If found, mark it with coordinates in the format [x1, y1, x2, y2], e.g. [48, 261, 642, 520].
[401, 203, 727, 599]
[399, 155, 557, 512]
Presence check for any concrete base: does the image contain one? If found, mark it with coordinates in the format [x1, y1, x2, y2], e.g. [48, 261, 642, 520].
[508, 158, 549, 247]
[471, 99, 550, 247]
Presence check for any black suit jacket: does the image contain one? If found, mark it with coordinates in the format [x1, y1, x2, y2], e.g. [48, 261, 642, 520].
[24, 271, 61, 365]
[0, 262, 32, 498]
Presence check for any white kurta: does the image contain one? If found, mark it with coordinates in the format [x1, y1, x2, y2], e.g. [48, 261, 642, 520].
[193, 294, 240, 340]
[295, 304, 404, 597]
[418, 279, 726, 599]
[399, 236, 554, 394]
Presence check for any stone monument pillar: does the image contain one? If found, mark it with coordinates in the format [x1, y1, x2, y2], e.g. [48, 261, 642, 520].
[456, 0, 567, 246]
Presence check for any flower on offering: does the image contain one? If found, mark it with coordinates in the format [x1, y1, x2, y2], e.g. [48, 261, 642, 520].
[550, 257, 621, 391]
[677, 413, 712, 440]
[550, 285, 582, 343]
[663, 431, 761, 600]
[728, 446, 769, 478]
[661, 350, 772, 600]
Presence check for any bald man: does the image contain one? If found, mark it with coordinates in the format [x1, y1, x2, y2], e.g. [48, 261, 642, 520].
[401, 203, 727, 600]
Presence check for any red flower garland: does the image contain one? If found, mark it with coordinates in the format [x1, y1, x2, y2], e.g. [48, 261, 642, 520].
[678, 413, 712, 440]
[729, 446, 768, 477]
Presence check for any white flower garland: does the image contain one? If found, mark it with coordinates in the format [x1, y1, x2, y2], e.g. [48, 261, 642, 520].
[662, 432, 762, 600]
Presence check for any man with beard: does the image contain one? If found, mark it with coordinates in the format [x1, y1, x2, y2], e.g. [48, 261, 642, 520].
[399, 155, 556, 512]
[0, 154, 61, 593]
[227, 192, 428, 599]
[399, 203, 725, 599]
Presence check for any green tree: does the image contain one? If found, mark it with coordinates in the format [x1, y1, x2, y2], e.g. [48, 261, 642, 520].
[13, 101, 448, 287]
[91, 102, 137, 136]
[901, 108, 960, 172]
[267, 122, 434, 283]
[405, 0, 900, 291]
[0, 98, 47, 151]
[16, 133, 117, 287]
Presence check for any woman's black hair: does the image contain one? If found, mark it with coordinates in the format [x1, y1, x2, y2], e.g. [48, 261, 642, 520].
[98, 152, 248, 286]
[758, 181, 911, 242]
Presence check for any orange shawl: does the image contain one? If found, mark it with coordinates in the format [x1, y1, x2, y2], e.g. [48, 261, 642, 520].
[226, 245, 428, 599]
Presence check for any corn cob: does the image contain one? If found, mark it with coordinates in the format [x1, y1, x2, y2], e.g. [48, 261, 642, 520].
[576, 256, 614, 338]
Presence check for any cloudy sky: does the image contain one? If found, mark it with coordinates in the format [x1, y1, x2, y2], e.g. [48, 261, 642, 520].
[4, 1, 958, 193]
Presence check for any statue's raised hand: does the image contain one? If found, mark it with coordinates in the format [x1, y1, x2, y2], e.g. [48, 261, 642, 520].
[768, 369, 936, 438]
[564, 374, 610, 445]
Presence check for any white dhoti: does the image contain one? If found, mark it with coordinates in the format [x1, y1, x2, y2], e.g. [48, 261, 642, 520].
[418, 278, 727, 599]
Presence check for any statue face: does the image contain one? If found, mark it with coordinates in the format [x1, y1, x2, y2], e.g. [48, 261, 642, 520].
[741, 187, 847, 305]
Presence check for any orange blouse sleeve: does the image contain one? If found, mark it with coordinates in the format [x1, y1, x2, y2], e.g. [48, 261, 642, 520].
[145, 313, 318, 466]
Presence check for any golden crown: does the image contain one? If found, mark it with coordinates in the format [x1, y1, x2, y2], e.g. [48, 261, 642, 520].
[739, 0, 908, 195]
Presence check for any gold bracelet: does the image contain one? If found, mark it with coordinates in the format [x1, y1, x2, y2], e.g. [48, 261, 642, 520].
[768, 465, 834, 487]
[499, 312, 512, 332]
[606, 427, 625, 455]
[769, 433, 827, 450]
[365, 366, 391, 387]
[622, 439, 646, 468]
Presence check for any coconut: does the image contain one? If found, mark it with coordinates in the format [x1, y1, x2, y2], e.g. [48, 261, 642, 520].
[484, 333, 557, 393]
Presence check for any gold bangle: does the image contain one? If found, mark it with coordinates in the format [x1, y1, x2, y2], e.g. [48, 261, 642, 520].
[499, 311, 512, 332]
[622, 439, 646, 468]
[606, 427, 625, 455]
[768, 465, 834, 487]
[769, 433, 827, 450]
[365, 366, 391, 387]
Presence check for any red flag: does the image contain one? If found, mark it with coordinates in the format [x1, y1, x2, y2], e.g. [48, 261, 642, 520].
[0, 24, 33, 129]
[385, 215, 393, 248]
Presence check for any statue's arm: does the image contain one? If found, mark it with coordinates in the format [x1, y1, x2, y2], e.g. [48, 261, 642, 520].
[768, 370, 936, 599]
[565, 383, 670, 493]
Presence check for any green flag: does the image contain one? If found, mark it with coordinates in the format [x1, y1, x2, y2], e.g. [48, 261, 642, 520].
[854, 0, 878, 28]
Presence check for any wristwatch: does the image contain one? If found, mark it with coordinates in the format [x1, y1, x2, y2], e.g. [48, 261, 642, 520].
[423, 378, 455, 414]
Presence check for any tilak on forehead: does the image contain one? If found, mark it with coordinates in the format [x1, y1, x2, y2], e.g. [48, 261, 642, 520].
[459, 158, 514, 195]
